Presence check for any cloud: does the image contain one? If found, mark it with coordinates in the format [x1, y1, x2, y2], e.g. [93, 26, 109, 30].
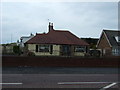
[1, 2, 118, 44]
[1, 0, 119, 2]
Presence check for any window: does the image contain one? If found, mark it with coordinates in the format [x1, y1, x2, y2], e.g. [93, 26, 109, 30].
[115, 36, 120, 42]
[74, 46, 86, 52]
[39, 45, 50, 52]
[112, 48, 120, 56]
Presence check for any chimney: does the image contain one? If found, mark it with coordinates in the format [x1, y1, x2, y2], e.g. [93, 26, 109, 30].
[48, 22, 54, 32]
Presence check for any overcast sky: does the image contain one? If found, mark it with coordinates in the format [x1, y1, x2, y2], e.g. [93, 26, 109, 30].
[1, 1, 118, 44]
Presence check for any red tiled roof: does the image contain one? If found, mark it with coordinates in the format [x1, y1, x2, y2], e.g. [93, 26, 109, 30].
[26, 30, 89, 46]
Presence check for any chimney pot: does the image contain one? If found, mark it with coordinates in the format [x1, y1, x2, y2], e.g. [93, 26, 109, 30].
[48, 22, 54, 32]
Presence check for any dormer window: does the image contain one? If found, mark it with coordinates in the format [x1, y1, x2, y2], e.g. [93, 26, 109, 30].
[115, 36, 120, 42]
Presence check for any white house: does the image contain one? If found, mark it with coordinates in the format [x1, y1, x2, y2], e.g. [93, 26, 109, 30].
[18, 33, 34, 48]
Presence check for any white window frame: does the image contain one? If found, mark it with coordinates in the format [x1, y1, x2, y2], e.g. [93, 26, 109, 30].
[39, 45, 50, 52]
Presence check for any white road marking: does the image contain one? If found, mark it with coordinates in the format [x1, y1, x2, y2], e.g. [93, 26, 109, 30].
[0, 83, 23, 85]
[58, 82, 113, 85]
[101, 83, 117, 90]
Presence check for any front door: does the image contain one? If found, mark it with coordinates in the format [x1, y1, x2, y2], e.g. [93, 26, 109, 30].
[61, 45, 71, 56]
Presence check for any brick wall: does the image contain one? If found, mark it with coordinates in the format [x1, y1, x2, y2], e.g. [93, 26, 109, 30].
[2, 56, 120, 67]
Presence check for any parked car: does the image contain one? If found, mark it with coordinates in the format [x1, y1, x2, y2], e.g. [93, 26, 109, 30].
[89, 49, 101, 57]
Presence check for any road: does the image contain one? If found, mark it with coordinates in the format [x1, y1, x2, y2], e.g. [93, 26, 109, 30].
[1, 67, 120, 89]
[2, 74, 119, 89]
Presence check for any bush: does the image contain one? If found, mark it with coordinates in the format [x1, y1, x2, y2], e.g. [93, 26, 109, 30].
[13, 45, 21, 55]
[27, 51, 35, 56]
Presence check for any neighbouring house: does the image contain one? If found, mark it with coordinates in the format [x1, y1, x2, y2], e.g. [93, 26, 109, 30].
[25, 22, 89, 56]
[17, 33, 34, 53]
[97, 30, 120, 56]
[18, 33, 34, 48]
[81, 38, 99, 49]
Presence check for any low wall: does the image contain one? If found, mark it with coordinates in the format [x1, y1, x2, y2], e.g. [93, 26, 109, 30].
[2, 56, 120, 67]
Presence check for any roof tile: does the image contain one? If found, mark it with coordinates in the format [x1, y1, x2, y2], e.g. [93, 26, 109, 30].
[26, 30, 89, 46]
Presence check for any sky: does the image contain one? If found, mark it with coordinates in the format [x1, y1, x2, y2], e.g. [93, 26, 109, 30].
[1, 1, 119, 44]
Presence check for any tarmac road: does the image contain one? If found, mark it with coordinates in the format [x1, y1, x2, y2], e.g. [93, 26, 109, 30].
[1, 67, 120, 89]
[2, 74, 119, 89]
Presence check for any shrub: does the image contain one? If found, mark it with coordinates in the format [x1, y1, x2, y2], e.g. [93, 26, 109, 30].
[27, 51, 35, 56]
[13, 45, 21, 55]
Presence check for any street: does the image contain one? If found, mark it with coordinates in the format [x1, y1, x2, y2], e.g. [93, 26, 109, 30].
[2, 74, 119, 89]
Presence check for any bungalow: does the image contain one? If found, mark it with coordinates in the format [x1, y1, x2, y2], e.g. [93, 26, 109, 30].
[25, 23, 89, 56]
[97, 30, 120, 56]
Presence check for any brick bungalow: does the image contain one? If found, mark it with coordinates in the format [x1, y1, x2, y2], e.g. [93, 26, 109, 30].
[97, 30, 120, 56]
[25, 23, 89, 56]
